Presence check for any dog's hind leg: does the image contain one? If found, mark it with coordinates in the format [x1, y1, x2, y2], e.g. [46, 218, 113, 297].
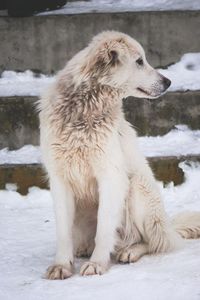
[116, 243, 148, 263]
[116, 173, 181, 264]
[119, 121, 182, 257]
[129, 174, 182, 255]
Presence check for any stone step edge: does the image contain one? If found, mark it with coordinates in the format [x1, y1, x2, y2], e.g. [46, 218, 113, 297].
[2, 10, 199, 21]
[25, 9, 200, 17]
[1, 155, 200, 195]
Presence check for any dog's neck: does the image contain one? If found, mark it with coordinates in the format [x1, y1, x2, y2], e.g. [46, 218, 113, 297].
[52, 78, 124, 134]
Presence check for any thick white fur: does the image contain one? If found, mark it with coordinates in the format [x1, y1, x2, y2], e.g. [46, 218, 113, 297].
[39, 31, 200, 279]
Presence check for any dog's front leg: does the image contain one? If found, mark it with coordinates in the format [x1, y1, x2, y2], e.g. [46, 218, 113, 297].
[80, 169, 128, 276]
[46, 175, 75, 280]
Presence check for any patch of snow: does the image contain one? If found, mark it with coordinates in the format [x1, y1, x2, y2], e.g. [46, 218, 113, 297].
[139, 125, 200, 157]
[0, 126, 199, 164]
[5, 183, 18, 192]
[38, 0, 200, 15]
[0, 53, 200, 97]
[0, 70, 54, 97]
[163, 161, 200, 215]
[159, 53, 200, 92]
[0, 162, 200, 300]
[0, 145, 41, 164]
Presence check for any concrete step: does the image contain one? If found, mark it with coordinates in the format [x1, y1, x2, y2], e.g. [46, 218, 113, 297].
[0, 11, 200, 74]
[0, 96, 38, 149]
[1, 155, 199, 194]
[0, 91, 200, 149]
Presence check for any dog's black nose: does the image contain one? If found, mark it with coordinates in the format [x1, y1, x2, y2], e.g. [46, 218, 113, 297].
[162, 76, 171, 90]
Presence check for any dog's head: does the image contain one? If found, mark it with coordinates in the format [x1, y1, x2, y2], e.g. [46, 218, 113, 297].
[82, 31, 171, 98]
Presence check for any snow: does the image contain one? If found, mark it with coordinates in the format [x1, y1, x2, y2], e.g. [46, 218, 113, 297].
[159, 53, 200, 92]
[139, 125, 200, 158]
[0, 53, 200, 97]
[0, 145, 41, 164]
[38, 0, 200, 15]
[0, 162, 200, 300]
[0, 70, 54, 97]
[0, 125, 199, 164]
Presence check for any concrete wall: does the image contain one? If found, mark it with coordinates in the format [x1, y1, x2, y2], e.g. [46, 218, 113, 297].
[124, 91, 200, 136]
[0, 96, 39, 149]
[1, 11, 200, 74]
[1, 91, 200, 149]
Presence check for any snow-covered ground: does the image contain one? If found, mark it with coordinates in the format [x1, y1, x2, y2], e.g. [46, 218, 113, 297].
[39, 0, 200, 15]
[0, 162, 200, 300]
[0, 70, 54, 97]
[0, 125, 199, 164]
[139, 125, 200, 157]
[0, 145, 41, 164]
[0, 53, 200, 97]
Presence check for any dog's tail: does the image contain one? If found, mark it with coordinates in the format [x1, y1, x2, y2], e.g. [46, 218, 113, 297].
[171, 212, 200, 239]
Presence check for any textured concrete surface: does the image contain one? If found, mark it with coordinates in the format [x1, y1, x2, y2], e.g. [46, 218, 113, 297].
[0, 96, 38, 149]
[0, 91, 200, 149]
[124, 91, 200, 136]
[0, 164, 47, 194]
[0, 11, 200, 73]
[1, 155, 200, 194]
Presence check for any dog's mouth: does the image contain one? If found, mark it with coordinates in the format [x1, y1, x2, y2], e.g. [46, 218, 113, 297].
[137, 87, 157, 98]
[137, 87, 162, 99]
[137, 87, 153, 97]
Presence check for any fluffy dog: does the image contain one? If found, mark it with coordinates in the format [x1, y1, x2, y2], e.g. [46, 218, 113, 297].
[39, 31, 200, 279]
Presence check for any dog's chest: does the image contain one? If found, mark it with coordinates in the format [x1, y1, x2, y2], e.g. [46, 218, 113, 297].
[50, 86, 122, 203]
[67, 148, 100, 205]
[52, 127, 107, 204]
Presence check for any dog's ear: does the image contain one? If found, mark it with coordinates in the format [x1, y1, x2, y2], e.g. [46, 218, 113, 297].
[109, 50, 119, 65]
[81, 45, 120, 76]
[95, 48, 119, 70]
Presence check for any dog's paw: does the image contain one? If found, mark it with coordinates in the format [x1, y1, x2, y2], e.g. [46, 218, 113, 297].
[116, 247, 140, 263]
[80, 261, 106, 276]
[45, 264, 72, 280]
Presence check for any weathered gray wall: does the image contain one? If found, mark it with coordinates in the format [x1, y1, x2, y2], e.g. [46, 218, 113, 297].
[0, 96, 38, 149]
[1, 91, 200, 149]
[1, 11, 200, 74]
[124, 91, 200, 136]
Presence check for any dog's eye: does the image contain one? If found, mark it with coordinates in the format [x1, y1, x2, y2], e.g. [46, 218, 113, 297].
[136, 57, 144, 66]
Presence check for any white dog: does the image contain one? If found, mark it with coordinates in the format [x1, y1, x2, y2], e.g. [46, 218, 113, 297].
[39, 31, 200, 279]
